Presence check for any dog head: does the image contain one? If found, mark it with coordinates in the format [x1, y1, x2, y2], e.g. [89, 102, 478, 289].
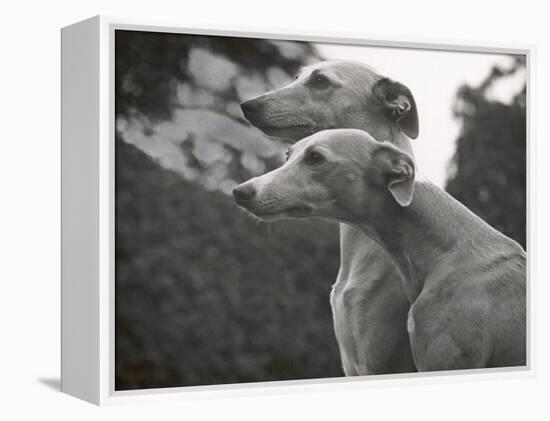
[232, 129, 416, 223]
[240, 60, 419, 142]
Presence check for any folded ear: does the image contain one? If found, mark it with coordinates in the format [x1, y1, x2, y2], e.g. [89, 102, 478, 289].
[374, 144, 416, 207]
[373, 78, 419, 139]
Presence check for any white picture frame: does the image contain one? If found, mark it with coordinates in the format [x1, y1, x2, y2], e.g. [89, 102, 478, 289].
[61, 15, 535, 405]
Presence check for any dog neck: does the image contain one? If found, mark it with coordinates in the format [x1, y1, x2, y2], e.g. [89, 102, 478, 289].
[335, 119, 414, 290]
[349, 114, 414, 158]
[385, 125, 414, 158]
[352, 177, 492, 303]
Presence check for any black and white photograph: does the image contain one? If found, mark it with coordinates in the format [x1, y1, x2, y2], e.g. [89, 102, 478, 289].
[114, 29, 527, 390]
[5, 0, 550, 419]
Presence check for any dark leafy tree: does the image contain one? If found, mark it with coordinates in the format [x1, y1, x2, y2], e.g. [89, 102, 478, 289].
[116, 30, 317, 122]
[446, 57, 526, 247]
[115, 137, 341, 389]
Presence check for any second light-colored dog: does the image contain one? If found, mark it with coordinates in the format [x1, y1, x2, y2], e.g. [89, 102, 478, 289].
[240, 60, 419, 375]
[234, 129, 526, 371]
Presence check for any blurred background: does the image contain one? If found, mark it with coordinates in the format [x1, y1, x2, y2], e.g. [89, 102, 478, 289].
[115, 30, 526, 390]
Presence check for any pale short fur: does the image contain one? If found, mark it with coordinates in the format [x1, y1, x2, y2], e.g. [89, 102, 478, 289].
[240, 61, 418, 374]
[234, 129, 526, 371]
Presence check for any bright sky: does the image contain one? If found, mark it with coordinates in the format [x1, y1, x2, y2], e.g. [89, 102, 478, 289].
[316, 43, 524, 187]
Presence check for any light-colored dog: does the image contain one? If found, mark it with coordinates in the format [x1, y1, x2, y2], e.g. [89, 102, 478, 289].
[240, 61, 419, 374]
[233, 129, 526, 371]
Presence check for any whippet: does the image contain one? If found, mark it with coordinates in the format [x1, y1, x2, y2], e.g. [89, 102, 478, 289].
[240, 61, 418, 374]
[233, 129, 526, 371]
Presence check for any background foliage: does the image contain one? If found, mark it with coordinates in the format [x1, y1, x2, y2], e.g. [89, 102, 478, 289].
[115, 30, 526, 390]
[116, 138, 340, 388]
[447, 57, 526, 247]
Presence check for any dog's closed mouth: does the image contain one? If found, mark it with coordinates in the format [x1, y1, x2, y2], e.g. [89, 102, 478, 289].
[258, 122, 311, 132]
[263, 122, 310, 129]
[283, 205, 313, 216]
[248, 204, 313, 219]
[254, 122, 315, 140]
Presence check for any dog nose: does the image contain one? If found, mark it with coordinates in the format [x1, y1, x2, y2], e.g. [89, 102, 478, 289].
[240, 99, 258, 120]
[233, 183, 256, 204]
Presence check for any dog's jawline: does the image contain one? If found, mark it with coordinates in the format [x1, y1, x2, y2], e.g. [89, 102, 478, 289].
[255, 124, 314, 142]
[242, 204, 313, 220]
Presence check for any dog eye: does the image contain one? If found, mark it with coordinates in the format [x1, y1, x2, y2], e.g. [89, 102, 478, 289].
[304, 150, 326, 165]
[311, 74, 330, 89]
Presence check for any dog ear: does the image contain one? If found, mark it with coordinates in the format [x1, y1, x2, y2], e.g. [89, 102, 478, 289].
[388, 161, 415, 207]
[375, 144, 416, 207]
[373, 78, 419, 140]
